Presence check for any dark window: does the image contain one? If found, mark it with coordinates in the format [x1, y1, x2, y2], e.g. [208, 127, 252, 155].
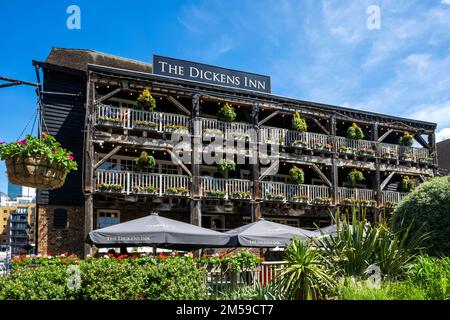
[53, 209, 68, 228]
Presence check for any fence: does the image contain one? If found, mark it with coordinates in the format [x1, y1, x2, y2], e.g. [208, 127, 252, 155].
[260, 181, 330, 203]
[199, 177, 251, 199]
[336, 187, 376, 204]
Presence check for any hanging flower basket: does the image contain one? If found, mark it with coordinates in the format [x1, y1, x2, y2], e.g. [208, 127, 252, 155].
[0, 134, 77, 190]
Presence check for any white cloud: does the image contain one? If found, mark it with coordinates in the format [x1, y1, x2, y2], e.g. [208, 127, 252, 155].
[442, 0, 450, 5]
[407, 101, 450, 127]
[436, 128, 450, 142]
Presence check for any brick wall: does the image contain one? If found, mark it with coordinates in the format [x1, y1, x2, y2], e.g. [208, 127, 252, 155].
[37, 205, 85, 257]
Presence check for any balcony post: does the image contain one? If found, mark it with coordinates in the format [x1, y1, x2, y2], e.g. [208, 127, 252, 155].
[190, 93, 202, 226]
[331, 159, 338, 205]
[251, 102, 262, 221]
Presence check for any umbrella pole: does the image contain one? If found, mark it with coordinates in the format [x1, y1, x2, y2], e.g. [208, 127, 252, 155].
[152, 245, 157, 257]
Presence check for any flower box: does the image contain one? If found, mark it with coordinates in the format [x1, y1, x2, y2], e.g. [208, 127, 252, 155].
[166, 187, 189, 196]
[312, 197, 332, 205]
[292, 195, 309, 204]
[418, 157, 433, 164]
[132, 186, 159, 195]
[97, 183, 123, 192]
[164, 124, 189, 133]
[204, 190, 227, 198]
[98, 116, 123, 127]
[265, 193, 286, 201]
[228, 132, 250, 141]
[133, 120, 158, 131]
[291, 140, 309, 149]
[313, 143, 332, 152]
[231, 191, 251, 199]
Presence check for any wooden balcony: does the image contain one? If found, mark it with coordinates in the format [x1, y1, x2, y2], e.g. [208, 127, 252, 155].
[199, 177, 252, 200]
[337, 187, 376, 206]
[261, 181, 331, 204]
[260, 127, 332, 152]
[96, 170, 191, 197]
[381, 191, 409, 207]
[335, 137, 376, 157]
[201, 118, 254, 142]
[95, 104, 190, 132]
[379, 142, 433, 164]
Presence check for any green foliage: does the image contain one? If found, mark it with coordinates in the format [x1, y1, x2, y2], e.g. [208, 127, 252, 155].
[393, 175, 450, 256]
[337, 278, 427, 300]
[216, 283, 288, 300]
[133, 151, 156, 171]
[398, 131, 414, 147]
[0, 133, 77, 172]
[135, 88, 156, 111]
[278, 238, 335, 300]
[0, 257, 208, 300]
[316, 208, 426, 280]
[217, 103, 236, 122]
[407, 255, 450, 300]
[289, 166, 305, 185]
[346, 123, 364, 140]
[346, 169, 365, 188]
[292, 112, 308, 132]
[398, 176, 415, 192]
[218, 159, 236, 173]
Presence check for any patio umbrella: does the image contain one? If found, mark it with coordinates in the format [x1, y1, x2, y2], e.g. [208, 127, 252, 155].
[225, 219, 317, 247]
[87, 213, 232, 250]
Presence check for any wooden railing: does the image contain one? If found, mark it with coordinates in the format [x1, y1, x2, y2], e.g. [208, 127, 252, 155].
[199, 177, 251, 199]
[96, 170, 191, 196]
[201, 118, 254, 142]
[95, 104, 190, 132]
[262, 127, 332, 151]
[379, 142, 432, 163]
[381, 191, 409, 205]
[260, 181, 330, 203]
[335, 136, 376, 156]
[206, 261, 287, 297]
[337, 187, 376, 204]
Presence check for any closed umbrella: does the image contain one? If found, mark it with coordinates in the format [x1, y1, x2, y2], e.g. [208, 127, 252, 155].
[226, 219, 316, 247]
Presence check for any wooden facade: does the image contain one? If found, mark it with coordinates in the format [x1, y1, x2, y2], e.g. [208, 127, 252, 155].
[34, 48, 437, 256]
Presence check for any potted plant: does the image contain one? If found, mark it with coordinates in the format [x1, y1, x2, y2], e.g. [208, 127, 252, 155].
[266, 193, 286, 201]
[398, 176, 415, 192]
[166, 186, 189, 196]
[132, 186, 159, 194]
[291, 139, 308, 148]
[164, 124, 189, 133]
[400, 151, 414, 162]
[292, 112, 308, 132]
[96, 183, 123, 192]
[218, 159, 236, 173]
[398, 131, 414, 147]
[133, 151, 156, 171]
[347, 123, 365, 140]
[98, 115, 123, 126]
[313, 142, 332, 152]
[217, 103, 236, 122]
[203, 128, 223, 137]
[231, 191, 251, 199]
[346, 169, 365, 188]
[312, 197, 331, 205]
[418, 156, 433, 164]
[0, 133, 77, 190]
[135, 88, 156, 111]
[205, 190, 227, 198]
[289, 166, 305, 185]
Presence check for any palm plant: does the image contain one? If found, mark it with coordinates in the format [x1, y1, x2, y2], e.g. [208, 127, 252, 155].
[278, 238, 334, 300]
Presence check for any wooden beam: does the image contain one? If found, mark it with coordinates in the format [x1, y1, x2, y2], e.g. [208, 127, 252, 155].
[166, 148, 192, 177]
[380, 171, 395, 190]
[258, 111, 279, 126]
[93, 145, 122, 170]
[311, 163, 332, 187]
[378, 129, 393, 142]
[167, 96, 191, 116]
[312, 118, 330, 135]
[95, 87, 121, 104]
[259, 160, 279, 180]
[415, 134, 431, 149]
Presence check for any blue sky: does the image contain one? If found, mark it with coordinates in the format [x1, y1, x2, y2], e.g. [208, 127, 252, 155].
[1, 0, 450, 193]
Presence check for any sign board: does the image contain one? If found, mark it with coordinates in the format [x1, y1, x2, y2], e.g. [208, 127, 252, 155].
[152, 55, 271, 93]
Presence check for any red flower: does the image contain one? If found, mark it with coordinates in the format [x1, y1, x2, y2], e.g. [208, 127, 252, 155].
[67, 154, 74, 161]
[18, 139, 27, 145]
[41, 132, 49, 138]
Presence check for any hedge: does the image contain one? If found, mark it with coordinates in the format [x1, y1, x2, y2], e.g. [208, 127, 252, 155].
[0, 256, 208, 300]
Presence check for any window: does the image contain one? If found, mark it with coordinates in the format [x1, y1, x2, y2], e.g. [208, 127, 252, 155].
[121, 159, 134, 172]
[97, 211, 120, 229]
[53, 209, 68, 228]
[99, 158, 119, 171]
[160, 163, 179, 175]
[241, 216, 299, 227]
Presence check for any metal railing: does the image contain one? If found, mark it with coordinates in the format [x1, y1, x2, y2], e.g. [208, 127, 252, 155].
[199, 177, 251, 199]
[261, 181, 330, 203]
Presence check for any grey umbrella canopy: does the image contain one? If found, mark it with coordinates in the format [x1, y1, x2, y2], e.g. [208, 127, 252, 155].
[225, 219, 317, 247]
[87, 214, 232, 250]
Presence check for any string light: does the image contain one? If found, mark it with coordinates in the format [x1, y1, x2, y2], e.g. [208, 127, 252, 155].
[107, 85, 110, 89]
[130, 92, 133, 96]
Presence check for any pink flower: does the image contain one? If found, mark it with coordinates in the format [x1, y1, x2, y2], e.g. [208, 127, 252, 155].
[0, 141, 5, 145]
[67, 154, 74, 161]
[18, 139, 27, 145]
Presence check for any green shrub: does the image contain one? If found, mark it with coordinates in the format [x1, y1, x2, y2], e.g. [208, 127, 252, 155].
[216, 283, 288, 300]
[393, 175, 450, 256]
[135, 88, 156, 111]
[133, 151, 156, 171]
[217, 103, 236, 122]
[398, 176, 415, 192]
[289, 166, 305, 185]
[398, 132, 414, 147]
[347, 123, 364, 140]
[218, 159, 236, 173]
[0, 257, 208, 300]
[292, 112, 308, 132]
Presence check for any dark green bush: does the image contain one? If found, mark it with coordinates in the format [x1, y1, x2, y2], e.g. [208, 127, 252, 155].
[393, 175, 450, 256]
[0, 257, 208, 300]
